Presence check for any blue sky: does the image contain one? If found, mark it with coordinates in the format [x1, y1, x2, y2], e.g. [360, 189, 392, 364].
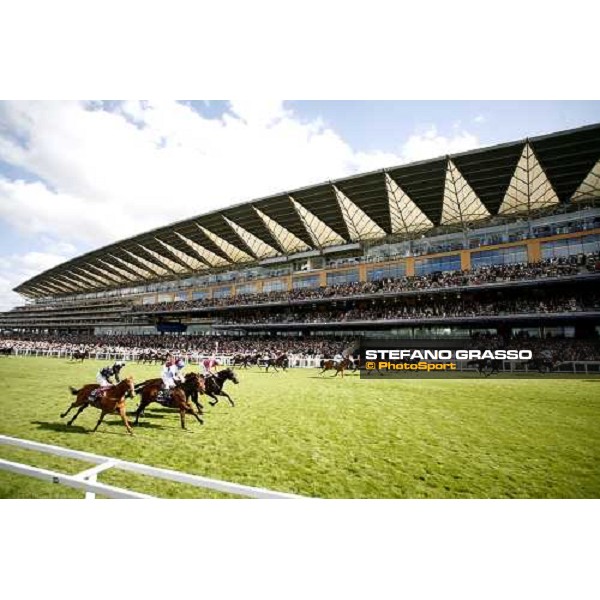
[0, 100, 599, 310]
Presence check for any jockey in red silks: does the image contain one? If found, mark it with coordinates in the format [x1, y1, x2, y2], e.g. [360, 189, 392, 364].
[201, 355, 220, 378]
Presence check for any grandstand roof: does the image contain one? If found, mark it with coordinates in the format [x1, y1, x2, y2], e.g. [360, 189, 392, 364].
[15, 123, 600, 299]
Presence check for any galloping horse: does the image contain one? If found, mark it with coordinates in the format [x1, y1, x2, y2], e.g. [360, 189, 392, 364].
[319, 357, 354, 378]
[132, 373, 205, 430]
[202, 368, 239, 407]
[61, 377, 136, 434]
[232, 354, 252, 369]
[263, 354, 289, 373]
[70, 350, 89, 362]
[467, 358, 502, 377]
[0, 346, 14, 357]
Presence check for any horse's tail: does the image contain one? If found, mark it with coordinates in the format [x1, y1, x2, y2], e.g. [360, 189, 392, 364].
[69, 386, 80, 395]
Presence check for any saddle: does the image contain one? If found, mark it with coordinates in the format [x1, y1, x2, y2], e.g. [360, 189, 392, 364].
[87, 386, 111, 405]
[156, 388, 173, 405]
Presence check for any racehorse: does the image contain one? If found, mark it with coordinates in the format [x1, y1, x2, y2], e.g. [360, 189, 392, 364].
[70, 350, 89, 362]
[319, 357, 354, 378]
[525, 357, 557, 374]
[263, 354, 289, 373]
[61, 377, 136, 434]
[132, 372, 205, 430]
[201, 368, 239, 407]
[0, 346, 13, 357]
[232, 354, 252, 369]
[467, 358, 502, 377]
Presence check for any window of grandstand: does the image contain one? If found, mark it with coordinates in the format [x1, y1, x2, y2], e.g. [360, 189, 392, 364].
[236, 283, 257, 295]
[175, 292, 188, 302]
[142, 297, 156, 305]
[157, 293, 174, 303]
[326, 269, 359, 286]
[213, 286, 232, 298]
[263, 279, 287, 293]
[414, 255, 461, 276]
[293, 275, 321, 289]
[544, 326, 575, 338]
[192, 291, 208, 300]
[367, 263, 406, 281]
[471, 246, 527, 267]
[541, 234, 600, 259]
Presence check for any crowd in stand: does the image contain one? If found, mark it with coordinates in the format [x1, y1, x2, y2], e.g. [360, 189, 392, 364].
[0, 332, 345, 359]
[213, 294, 598, 325]
[2, 331, 600, 362]
[129, 254, 600, 314]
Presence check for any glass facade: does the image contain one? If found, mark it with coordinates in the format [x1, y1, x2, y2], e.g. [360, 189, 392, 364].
[263, 280, 287, 293]
[213, 286, 231, 299]
[541, 234, 600, 259]
[293, 275, 321, 289]
[236, 283, 257, 295]
[192, 291, 208, 300]
[157, 293, 173, 303]
[367, 262, 406, 281]
[471, 246, 527, 267]
[414, 255, 461, 276]
[326, 269, 359, 286]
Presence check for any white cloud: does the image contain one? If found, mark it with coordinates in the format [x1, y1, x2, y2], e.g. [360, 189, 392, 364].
[400, 126, 479, 163]
[0, 250, 73, 312]
[474, 115, 486, 124]
[0, 101, 481, 310]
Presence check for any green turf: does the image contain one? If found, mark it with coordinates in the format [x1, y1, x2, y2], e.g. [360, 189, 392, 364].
[0, 356, 599, 498]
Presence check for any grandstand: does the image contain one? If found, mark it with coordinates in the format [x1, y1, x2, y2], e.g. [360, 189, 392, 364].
[2, 123, 600, 345]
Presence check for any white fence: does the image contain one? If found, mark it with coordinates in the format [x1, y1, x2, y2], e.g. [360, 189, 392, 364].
[0, 434, 307, 499]
[5, 348, 324, 368]
[3, 349, 599, 373]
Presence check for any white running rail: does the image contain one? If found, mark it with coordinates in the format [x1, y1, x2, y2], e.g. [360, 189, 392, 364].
[0, 434, 307, 500]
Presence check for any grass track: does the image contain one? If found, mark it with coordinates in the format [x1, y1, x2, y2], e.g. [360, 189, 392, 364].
[1, 357, 599, 498]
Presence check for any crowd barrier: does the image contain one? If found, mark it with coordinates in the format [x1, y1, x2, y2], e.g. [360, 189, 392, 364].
[3, 348, 600, 373]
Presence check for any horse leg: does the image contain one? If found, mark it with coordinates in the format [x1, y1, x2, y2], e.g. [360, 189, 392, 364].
[179, 405, 187, 430]
[191, 391, 204, 413]
[207, 393, 219, 406]
[61, 402, 77, 419]
[133, 400, 149, 426]
[92, 410, 108, 433]
[67, 404, 87, 426]
[220, 391, 235, 408]
[118, 405, 134, 435]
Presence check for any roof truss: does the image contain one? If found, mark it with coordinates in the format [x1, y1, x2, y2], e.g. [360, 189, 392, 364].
[333, 185, 386, 241]
[441, 159, 491, 225]
[499, 143, 560, 215]
[385, 173, 433, 234]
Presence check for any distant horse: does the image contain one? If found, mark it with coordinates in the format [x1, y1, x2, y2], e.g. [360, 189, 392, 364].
[467, 358, 502, 377]
[0, 347, 14, 357]
[525, 357, 556, 374]
[201, 368, 239, 407]
[263, 354, 289, 373]
[132, 372, 205, 430]
[70, 350, 89, 362]
[61, 377, 136, 434]
[232, 354, 252, 369]
[319, 357, 353, 378]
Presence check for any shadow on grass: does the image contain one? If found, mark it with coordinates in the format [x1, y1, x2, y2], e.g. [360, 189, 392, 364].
[31, 420, 87, 434]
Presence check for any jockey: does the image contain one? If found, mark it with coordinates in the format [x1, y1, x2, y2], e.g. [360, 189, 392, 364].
[333, 353, 344, 366]
[161, 357, 185, 391]
[202, 355, 220, 378]
[111, 361, 126, 383]
[96, 364, 117, 387]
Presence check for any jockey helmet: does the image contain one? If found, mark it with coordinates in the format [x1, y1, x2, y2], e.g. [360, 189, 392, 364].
[176, 358, 185, 369]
